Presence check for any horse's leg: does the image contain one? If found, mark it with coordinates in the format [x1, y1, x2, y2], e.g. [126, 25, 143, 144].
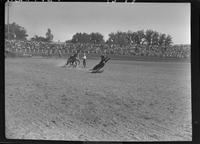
[76, 60, 79, 65]
[70, 61, 73, 67]
[74, 61, 77, 68]
[77, 60, 80, 66]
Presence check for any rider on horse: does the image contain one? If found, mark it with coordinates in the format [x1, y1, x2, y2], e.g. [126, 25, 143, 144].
[66, 50, 80, 67]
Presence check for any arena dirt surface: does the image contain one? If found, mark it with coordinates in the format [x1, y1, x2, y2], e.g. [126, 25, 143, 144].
[5, 58, 191, 141]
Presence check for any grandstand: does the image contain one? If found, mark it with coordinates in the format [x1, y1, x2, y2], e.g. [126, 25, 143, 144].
[5, 39, 190, 59]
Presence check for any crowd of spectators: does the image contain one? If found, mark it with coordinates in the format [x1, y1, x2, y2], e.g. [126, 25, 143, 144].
[5, 39, 190, 58]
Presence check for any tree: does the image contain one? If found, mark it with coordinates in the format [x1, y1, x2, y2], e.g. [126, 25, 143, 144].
[116, 31, 129, 46]
[158, 33, 173, 53]
[30, 35, 47, 42]
[106, 32, 115, 45]
[106, 31, 129, 47]
[158, 33, 166, 47]
[126, 30, 137, 45]
[151, 31, 159, 46]
[5, 22, 28, 40]
[89, 32, 105, 44]
[82, 33, 90, 43]
[71, 32, 90, 43]
[135, 30, 145, 45]
[45, 28, 53, 42]
[145, 29, 154, 46]
[164, 35, 173, 48]
[71, 33, 80, 43]
[144, 30, 159, 49]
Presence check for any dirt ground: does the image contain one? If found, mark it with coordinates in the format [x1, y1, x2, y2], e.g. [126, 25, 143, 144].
[5, 58, 191, 141]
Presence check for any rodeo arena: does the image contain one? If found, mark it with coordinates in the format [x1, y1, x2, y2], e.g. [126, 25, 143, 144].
[5, 38, 192, 141]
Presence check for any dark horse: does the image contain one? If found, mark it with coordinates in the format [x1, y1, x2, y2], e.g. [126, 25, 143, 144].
[90, 55, 110, 72]
[65, 52, 80, 68]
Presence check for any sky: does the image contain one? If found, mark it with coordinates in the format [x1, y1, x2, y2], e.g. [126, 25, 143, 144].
[5, 2, 190, 44]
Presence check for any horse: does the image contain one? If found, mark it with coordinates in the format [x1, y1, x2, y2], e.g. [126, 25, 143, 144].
[65, 55, 80, 68]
